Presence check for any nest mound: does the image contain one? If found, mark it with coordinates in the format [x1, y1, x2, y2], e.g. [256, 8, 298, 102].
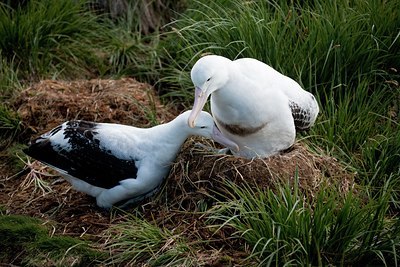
[123, 138, 356, 260]
[154, 138, 355, 212]
[13, 78, 177, 135]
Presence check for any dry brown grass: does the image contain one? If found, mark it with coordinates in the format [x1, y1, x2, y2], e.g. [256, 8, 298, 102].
[12, 78, 177, 135]
[161, 137, 355, 209]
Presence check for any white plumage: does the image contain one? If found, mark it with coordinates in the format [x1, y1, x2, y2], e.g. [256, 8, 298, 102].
[188, 55, 319, 158]
[24, 110, 238, 209]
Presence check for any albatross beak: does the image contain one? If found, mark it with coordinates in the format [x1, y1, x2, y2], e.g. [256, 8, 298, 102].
[188, 86, 208, 128]
[212, 124, 239, 153]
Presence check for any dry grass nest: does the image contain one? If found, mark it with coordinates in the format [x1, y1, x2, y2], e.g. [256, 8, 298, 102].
[154, 137, 355, 212]
[12, 78, 177, 135]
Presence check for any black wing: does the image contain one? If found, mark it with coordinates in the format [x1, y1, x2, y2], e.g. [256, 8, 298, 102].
[24, 120, 138, 189]
[289, 101, 314, 131]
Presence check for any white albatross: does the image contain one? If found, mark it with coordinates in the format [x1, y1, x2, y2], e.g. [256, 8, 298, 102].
[188, 55, 319, 158]
[24, 111, 238, 209]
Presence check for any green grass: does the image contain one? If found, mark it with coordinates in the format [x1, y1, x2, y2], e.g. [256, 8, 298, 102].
[0, 54, 21, 98]
[0, 0, 105, 81]
[0, 103, 22, 148]
[0, 0, 169, 87]
[159, 0, 399, 91]
[209, 178, 400, 266]
[0, 214, 105, 266]
[316, 79, 400, 180]
[103, 212, 194, 266]
[99, 11, 162, 81]
[0, 0, 164, 145]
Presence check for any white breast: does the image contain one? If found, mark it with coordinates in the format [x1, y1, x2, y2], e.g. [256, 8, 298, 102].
[209, 57, 318, 158]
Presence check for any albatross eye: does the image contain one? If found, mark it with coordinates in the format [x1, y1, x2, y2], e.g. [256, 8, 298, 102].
[206, 77, 211, 82]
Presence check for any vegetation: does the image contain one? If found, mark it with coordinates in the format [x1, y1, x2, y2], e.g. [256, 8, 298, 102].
[0, 0, 103, 81]
[0, 0, 399, 265]
[210, 178, 400, 266]
[0, 104, 21, 147]
[0, 214, 105, 265]
[103, 212, 194, 266]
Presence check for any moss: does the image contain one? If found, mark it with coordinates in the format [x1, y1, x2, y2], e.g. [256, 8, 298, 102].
[0, 214, 105, 266]
[0, 214, 46, 241]
[34, 236, 105, 266]
[0, 215, 47, 263]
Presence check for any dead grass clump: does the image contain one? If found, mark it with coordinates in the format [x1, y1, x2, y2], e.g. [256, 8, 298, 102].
[12, 78, 177, 135]
[162, 137, 356, 210]
[1, 159, 111, 238]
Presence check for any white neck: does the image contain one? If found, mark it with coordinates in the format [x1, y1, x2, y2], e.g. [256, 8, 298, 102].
[153, 114, 192, 146]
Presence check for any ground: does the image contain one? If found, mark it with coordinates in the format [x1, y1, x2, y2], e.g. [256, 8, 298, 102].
[0, 78, 355, 265]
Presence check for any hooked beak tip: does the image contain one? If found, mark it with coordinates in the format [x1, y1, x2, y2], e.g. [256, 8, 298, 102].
[188, 110, 199, 128]
[232, 144, 240, 153]
[188, 120, 195, 128]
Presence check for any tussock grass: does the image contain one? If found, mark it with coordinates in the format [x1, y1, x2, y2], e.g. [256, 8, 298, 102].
[0, 0, 157, 145]
[0, 0, 173, 89]
[160, 0, 399, 92]
[209, 178, 400, 266]
[103, 213, 194, 266]
[0, 104, 22, 148]
[0, 54, 21, 98]
[316, 79, 400, 179]
[0, 0, 104, 80]
[101, 17, 162, 81]
[0, 214, 104, 266]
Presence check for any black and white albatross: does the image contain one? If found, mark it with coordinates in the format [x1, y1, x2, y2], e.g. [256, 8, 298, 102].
[24, 110, 238, 209]
[188, 55, 319, 158]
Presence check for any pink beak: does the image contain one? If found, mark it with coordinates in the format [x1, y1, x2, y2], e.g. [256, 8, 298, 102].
[188, 86, 209, 128]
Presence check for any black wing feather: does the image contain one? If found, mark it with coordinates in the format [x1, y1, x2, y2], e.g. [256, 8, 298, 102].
[24, 120, 138, 189]
[289, 101, 313, 131]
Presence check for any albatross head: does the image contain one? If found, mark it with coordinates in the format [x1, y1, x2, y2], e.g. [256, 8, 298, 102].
[183, 110, 239, 152]
[188, 55, 231, 128]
